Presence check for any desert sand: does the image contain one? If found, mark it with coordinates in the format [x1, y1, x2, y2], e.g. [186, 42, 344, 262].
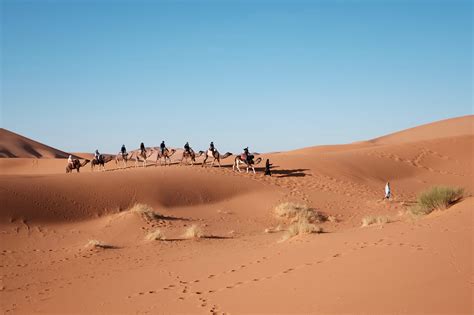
[0, 115, 472, 314]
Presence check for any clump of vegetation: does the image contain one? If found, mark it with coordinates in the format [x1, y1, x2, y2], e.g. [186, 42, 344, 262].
[361, 215, 390, 227]
[182, 224, 203, 239]
[129, 203, 162, 221]
[280, 221, 323, 242]
[145, 229, 166, 241]
[274, 202, 327, 223]
[410, 186, 464, 215]
[85, 240, 112, 249]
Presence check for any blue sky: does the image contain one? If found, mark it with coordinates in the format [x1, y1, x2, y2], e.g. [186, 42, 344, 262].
[1, 0, 472, 154]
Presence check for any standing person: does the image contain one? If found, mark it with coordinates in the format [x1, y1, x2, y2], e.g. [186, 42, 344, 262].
[160, 141, 166, 155]
[385, 182, 391, 199]
[264, 159, 272, 176]
[140, 142, 146, 155]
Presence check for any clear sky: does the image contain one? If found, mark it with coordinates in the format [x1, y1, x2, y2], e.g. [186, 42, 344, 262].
[1, 0, 472, 154]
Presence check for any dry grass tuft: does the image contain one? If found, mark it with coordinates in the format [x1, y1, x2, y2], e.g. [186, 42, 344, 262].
[129, 203, 162, 221]
[361, 215, 391, 227]
[274, 202, 327, 223]
[410, 186, 464, 216]
[85, 240, 112, 249]
[182, 224, 203, 239]
[279, 220, 323, 242]
[145, 229, 165, 241]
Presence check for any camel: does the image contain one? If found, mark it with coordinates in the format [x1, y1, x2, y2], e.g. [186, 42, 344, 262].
[233, 154, 262, 174]
[202, 149, 232, 167]
[66, 159, 90, 173]
[180, 149, 204, 166]
[130, 149, 154, 168]
[115, 152, 131, 169]
[156, 148, 176, 166]
[91, 155, 114, 171]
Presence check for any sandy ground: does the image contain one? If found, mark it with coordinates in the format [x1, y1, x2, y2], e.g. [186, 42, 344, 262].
[0, 115, 473, 314]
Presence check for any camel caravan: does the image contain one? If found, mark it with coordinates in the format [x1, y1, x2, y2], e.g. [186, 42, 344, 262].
[66, 141, 264, 174]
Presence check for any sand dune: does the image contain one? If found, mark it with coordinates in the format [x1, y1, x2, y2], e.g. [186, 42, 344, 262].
[0, 116, 472, 314]
[0, 128, 77, 159]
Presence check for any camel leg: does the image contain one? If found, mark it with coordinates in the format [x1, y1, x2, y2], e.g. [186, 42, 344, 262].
[202, 156, 207, 167]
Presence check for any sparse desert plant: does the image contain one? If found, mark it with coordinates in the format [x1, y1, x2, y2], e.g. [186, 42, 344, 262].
[129, 203, 161, 221]
[182, 224, 203, 239]
[274, 202, 327, 223]
[85, 239, 112, 249]
[145, 229, 165, 241]
[361, 215, 390, 227]
[410, 186, 464, 215]
[279, 219, 323, 242]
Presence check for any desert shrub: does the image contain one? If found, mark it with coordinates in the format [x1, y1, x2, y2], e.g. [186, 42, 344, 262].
[410, 186, 464, 215]
[182, 224, 203, 239]
[129, 203, 162, 221]
[279, 220, 323, 242]
[361, 215, 390, 227]
[145, 229, 165, 241]
[85, 240, 111, 249]
[274, 202, 327, 223]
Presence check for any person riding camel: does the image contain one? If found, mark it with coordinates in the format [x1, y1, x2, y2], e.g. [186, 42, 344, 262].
[160, 141, 166, 155]
[94, 150, 101, 162]
[68, 155, 74, 168]
[184, 142, 191, 154]
[140, 142, 146, 155]
[209, 141, 215, 153]
[243, 147, 253, 164]
[121, 144, 127, 157]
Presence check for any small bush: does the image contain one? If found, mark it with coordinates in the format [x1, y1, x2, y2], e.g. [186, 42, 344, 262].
[274, 202, 327, 223]
[145, 229, 165, 241]
[85, 240, 112, 249]
[361, 215, 390, 227]
[279, 220, 323, 242]
[182, 225, 203, 239]
[410, 186, 464, 215]
[129, 203, 161, 221]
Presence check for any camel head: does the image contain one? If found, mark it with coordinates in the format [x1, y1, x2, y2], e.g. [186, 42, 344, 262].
[221, 152, 233, 159]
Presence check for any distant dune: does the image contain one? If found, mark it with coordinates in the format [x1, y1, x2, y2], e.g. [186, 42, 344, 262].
[0, 128, 77, 159]
[370, 115, 473, 144]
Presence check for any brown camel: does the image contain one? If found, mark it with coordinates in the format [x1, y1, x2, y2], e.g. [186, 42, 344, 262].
[233, 155, 263, 174]
[180, 149, 204, 166]
[202, 149, 232, 167]
[91, 155, 114, 171]
[130, 149, 154, 168]
[156, 148, 176, 166]
[66, 159, 90, 173]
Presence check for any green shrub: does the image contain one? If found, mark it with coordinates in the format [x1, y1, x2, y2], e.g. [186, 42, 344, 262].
[410, 186, 464, 215]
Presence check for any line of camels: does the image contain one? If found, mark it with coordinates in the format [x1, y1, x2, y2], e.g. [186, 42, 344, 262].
[66, 147, 262, 174]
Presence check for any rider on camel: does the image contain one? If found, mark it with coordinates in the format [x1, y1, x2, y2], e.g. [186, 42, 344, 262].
[140, 142, 146, 155]
[94, 150, 101, 162]
[243, 147, 253, 164]
[209, 141, 215, 153]
[160, 141, 166, 155]
[68, 155, 74, 168]
[121, 144, 127, 156]
[184, 142, 191, 154]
